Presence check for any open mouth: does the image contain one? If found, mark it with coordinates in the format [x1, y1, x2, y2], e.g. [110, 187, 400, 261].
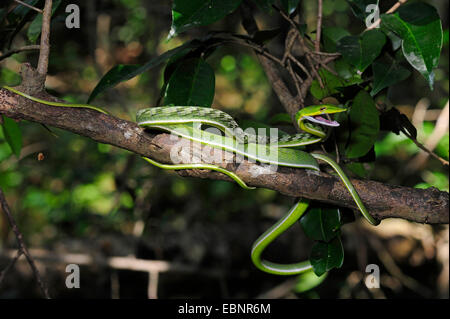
[303, 115, 340, 127]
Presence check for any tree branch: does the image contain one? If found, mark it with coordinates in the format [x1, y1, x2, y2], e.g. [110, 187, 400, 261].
[0, 188, 51, 298]
[0, 84, 448, 225]
[14, 0, 43, 13]
[37, 0, 52, 77]
[0, 45, 40, 62]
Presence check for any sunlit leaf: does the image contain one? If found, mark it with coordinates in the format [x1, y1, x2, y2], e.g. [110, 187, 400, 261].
[169, 0, 242, 38]
[381, 2, 443, 89]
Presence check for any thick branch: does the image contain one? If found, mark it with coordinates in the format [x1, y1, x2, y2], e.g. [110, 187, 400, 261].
[0, 87, 448, 224]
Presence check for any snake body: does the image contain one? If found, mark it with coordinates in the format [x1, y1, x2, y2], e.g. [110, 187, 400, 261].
[2, 85, 379, 276]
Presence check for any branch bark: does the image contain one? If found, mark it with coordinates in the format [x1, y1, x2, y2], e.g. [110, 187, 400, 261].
[0, 84, 448, 225]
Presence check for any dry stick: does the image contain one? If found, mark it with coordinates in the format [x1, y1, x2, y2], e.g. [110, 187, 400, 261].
[288, 53, 312, 80]
[0, 189, 51, 298]
[276, 9, 326, 90]
[37, 0, 52, 76]
[309, 53, 338, 76]
[225, 39, 284, 66]
[240, 3, 299, 118]
[367, 0, 408, 30]
[0, 45, 40, 62]
[13, 0, 43, 13]
[0, 249, 23, 287]
[282, 28, 297, 65]
[287, 59, 303, 99]
[306, 53, 324, 88]
[405, 102, 450, 168]
[315, 0, 323, 52]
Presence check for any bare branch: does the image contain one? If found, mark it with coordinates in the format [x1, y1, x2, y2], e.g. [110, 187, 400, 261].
[367, 0, 408, 30]
[315, 0, 323, 52]
[0, 45, 40, 62]
[37, 0, 52, 77]
[14, 0, 43, 13]
[0, 188, 51, 298]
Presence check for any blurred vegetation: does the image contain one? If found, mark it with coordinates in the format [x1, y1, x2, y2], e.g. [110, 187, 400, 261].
[0, 0, 448, 298]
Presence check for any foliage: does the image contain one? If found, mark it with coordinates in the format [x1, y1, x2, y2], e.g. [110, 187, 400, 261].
[0, 0, 448, 298]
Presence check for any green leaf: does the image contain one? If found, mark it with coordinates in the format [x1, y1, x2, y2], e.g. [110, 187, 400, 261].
[322, 27, 350, 53]
[7, 0, 39, 25]
[164, 58, 215, 107]
[345, 90, 380, 158]
[381, 3, 443, 89]
[269, 113, 291, 125]
[170, 0, 242, 38]
[371, 55, 411, 96]
[27, 0, 61, 43]
[337, 29, 386, 72]
[2, 0, 39, 49]
[300, 207, 342, 242]
[346, 0, 379, 21]
[310, 68, 362, 100]
[334, 59, 360, 80]
[345, 162, 372, 179]
[1, 116, 22, 158]
[310, 237, 344, 277]
[252, 0, 276, 12]
[280, 0, 300, 15]
[88, 41, 198, 103]
[382, 28, 402, 51]
[0, 68, 21, 86]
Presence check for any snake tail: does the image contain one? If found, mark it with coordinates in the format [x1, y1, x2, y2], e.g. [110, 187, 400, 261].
[2, 85, 109, 114]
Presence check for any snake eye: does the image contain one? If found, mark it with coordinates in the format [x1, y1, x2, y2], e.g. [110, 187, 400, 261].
[320, 106, 326, 111]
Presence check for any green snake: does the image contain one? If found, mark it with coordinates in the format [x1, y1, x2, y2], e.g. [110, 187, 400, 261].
[2, 85, 379, 276]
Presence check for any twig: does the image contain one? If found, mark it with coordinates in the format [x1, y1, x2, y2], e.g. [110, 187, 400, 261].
[225, 39, 283, 66]
[308, 53, 338, 75]
[282, 28, 297, 65]
[367, 0, 408, 30]
[315, 0, 323, 52]
[0, 188, 51, 298]
[405, 101, 450, 169]
[273, 4, 299, 31]
[0, 45, 40, 62]
[14, 0, 43, 13]
[288, 53, 312, 79]
[0, 249, 23, 287]
[37, 0, 52, 76]
[306, 54, 324, 88]
[287, 59, 303, 100]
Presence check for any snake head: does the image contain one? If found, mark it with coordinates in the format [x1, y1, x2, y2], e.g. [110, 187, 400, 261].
[296, 104, 347, 127]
